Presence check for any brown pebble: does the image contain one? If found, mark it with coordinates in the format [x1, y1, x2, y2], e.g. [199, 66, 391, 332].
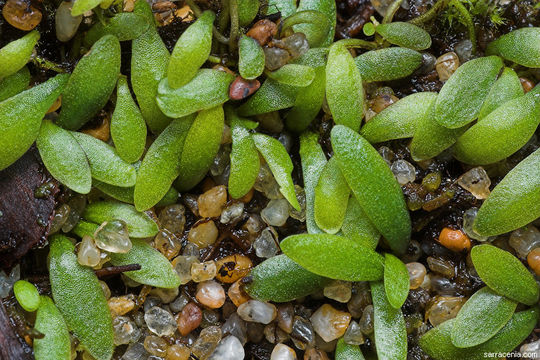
[198, 185, 228, 218]
[46, 95, 62, 114]
[2, 0, 42, 31]
[527, 248, 540, 276]
[82, 116, 110, 142]
[304, 348, 330, 360]
[176, 302, 202, 336]
[227, 278, 251, 307]
[229, 76, 261, 100]
[215, 254, 253, 283]
[246, 19, 278, 46]
[438, 228, 471, 252]
[520, 77, 535, 93]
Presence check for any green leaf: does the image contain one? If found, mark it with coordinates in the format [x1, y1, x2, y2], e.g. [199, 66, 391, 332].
[168, 11, 215, 88]
[486, 27, 540, 68]
[49, 235, 113, 360]
[331, 125, 411, 254]
[238, 35, 265, 80]
[470, 244, 539, 305]
[13, 280, 40, 312]
[109, 239, 181, 288]
[72, 220, 102, 239]
[71, 132, 137, 187]
[72, 0, 103, 16]
[354, 47, 422, 82]
[478, 67, 523, 119]
[94, 180, 136, 203]
[453, 91, 540, 165]
[267, 64, 316, 87]
[451, 287, 517, 348]
[83, 201, 158, 238]
[84, 12, 150, 46]
[371, 281, 407, 360]
[266, 0, 296, 16]
[111, 75, 147, 163]
[294, 0, 336, 47]
[58, 35, 121, 130]
[33, 296, 71, 360]
[0, 31, 39, 80]
[314, 157, 350, 234]
[0, 73, 68, 171]
[175, 106, 224, 191]
[286, 66, 326, 132]
[244, 254, 331, 302]
[237, 78, 299, 116]
[335, 338, 366, 360]
[433, 56, 503, 129]
[37, 120, 92, 194]
[341, 197, 380, 249]
[134, 116, 193, 210]
[360, 92, 437, 143]
[280, 234, 384, 281]
[228, 116, 260, 199]
[0, 66, 30, 102]
[157, 69, 234, 118]
[474, 148, 540, 236]
[237, 0, 259, 26]
[326, 43, 363, 132]
[132, 0, 171, 133]
[420, 308, 540, 360]
[383, 253, 409, 309]
[299, 132, 327, 234]
[375, 22, 431, 50]
[252, 133, 301, 210]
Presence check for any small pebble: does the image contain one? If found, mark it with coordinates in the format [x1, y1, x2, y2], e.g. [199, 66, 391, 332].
[188, 221, 219, 248]
[280, 32, 310, 59]
[406, 262, 426, 290]
[391, 160, 416, 185]
[253, 226, 280, 258]
[113, 316, 140, 345]
[3, 0, 42, 31]
[343, 320, 364, 345]
[264, 46, 291, 71]
[520, 339, 540, 358]
[246, 19, 278, 45]
[310, 304, 351, 342]
[165, 344, 191, 360]
[323, 280, 352, 303]
[261, 199, 290, 226]
[462, 207, 491, 242]
[208, 336, 245, 360]
[122, 342, 149, 359]
[176, 302, 202, 336]
[358, 305, 374, 335]
[191, 261, 217, 283]
[144, 306, 177, 336]
[220, 202, 244, 224]
[229, 77, 261, 100]
[227, 279, 251, 307]
[277, 303, 294, 333]
[438, 228, 471, 252]
[454, 39, 473, 63]
[289, 185, 306, 222]
[191, 326, 222, 360]
[108, 295, 136, 316]
[304, 348, 329, 360]
[426, 296, 465, 326]
[94, 220, 132, 254]
[196, 280, 226, 309]
[143, 335, 168, 357]
[271, 343, 297, 360]
[527, 248, 540, 276]
[237, 300, 277, 324]
[159, 204, 186, 234]
[457, 167, 491, 199]
[520, 77, 535, 93]
[435, 52, 460, 81]
[198, 185, 228, 218]
[427, 257, 455, 278]
[154, 229, 182, 260]
[291, 316, 315, 346]
[509, 225, 540, 259]
[150, 287, 179, 304]
[172, 255, 199, 284]
[77, 236, 101, 267]
[215, 254, 253, 283]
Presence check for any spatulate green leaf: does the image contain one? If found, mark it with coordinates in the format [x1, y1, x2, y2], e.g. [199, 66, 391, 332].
[84, 12, 150, 46]
[0, 66, 30, 102]
[245, 254, 331, 302]
[267, 64, 316, 87]
[486, 27, 540, 68]
[33, 296, 71, 360]
[433, 56, 503, 129]
[474, 148, 540, 236]
[354, 47, 422, 82]
[13, 280, 40, 312]
[294, 0, 336, 47]
[252, 133, 301, 210]
[83, 201, 158, 238]
[314, 157, 350, 234]
[341, 197, 380, 249]
[71, 0, 102, 16]
[470, 244, 539, 305]
[375, 22, 431, 50]
[383, 253, 409, 309]
[335, 338, 366, 360]
[451, 286, 517, 348]
[478, 67, 523, 119]
[371, 281, 407, 360]
[280, 234, 384, 281]
[228, 116, 260, 199]
[331, 125, 411, 254]
[237, 78, 299, 116]
[0, 31, 39, 80]
[49, 235, 113, 360]
[238, 35, 265, 80]
[37, 120, 92, 194]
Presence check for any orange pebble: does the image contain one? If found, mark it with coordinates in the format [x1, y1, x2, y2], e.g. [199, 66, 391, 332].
[520, 77, 535, 93]
[527, 248, 540, 276]
[438, 228, 471, 252]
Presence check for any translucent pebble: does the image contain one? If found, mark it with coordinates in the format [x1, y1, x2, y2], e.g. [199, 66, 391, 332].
[378, 146, 395, 165]
[113, 316, 140, 345]
[208, 336, 245, 360]
[99, 280, 111, 300]
[220, 202, 244, 224]
[323, 280, 352, 303]
[509, 225, 540, 259]
[237, 300, 277, 324]
[370, 93, 398, 114]
[256, 112, 284, 133]
[277, 303, 294, 333]
[108, 295, 136, 316]
[462, 207, 491, 241]
[144, 306, 177, 336]
[223, 313, 248, 345]
[0, 265, 20, 298]
[227, 279, 251, 307]
[188, 221, 219, 248]
[62, 195, 86, 232]
[347, 289, 370, 319]
[416, 52, 437, 75]
[169, 294, 189, 313]
[358, 305, 374, 335]
[343, 320, 364, 345]
[520, 339, 540, 358]
[183, 242, 201, 257]
[289, 185, 306, 222]
[158, 204, 186, 234]
[143, 296, 162, 313]
[166, 344, 191, 360]
[48, 203, 71, 234]
[291, 316, 315, 346]
[150, 287, 179, 304]
[154, 229, 182, 260]
[426, 257, 455, 278]
[435, 52, 460, 81]
[121, 342, 149, 360]
[280, 32, 309, 59]
[261, 199, 290, 226]
[254, 164, 282, 199]
[243, 215, 264, 241]
[264, 47, 291, 71]
[406, 262, 426, 290]
[196, 280, 226, 309]
[210, 144, 231, 177]
[77, 236, 101, 267]
[191, 326, 222, 360]
[143, 335, 168, 357]
[3, 0, 42, 31]
[177, 302, 202, 336]
[310, 304, 351, 342]
[454, 39, 474, 63]
[527, 248, 540, 276]
[198, 185, 228, 218]
[422, 172, 441, 192]
[391, 160, 416, 185]
[55, 1, 82, 41]
[430, 275, 458, 295]
[253, 227, 280, 258]
[270, 343, 297, 360]
[191, 261, 217, 283]
[457, 167, 491, 199]
[426, 296, 465, 326]
[172, 255, 199, 284]
[94, 220, 132, 253]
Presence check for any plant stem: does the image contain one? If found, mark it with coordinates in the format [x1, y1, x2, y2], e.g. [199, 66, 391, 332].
[335, 38, 378, 50]
[382, 0, 403, 24]
[229, 0, 239, 52]
[449, 0, 477, 53]
[32, 56, 67, 73]
[408, 0, 451, 25]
